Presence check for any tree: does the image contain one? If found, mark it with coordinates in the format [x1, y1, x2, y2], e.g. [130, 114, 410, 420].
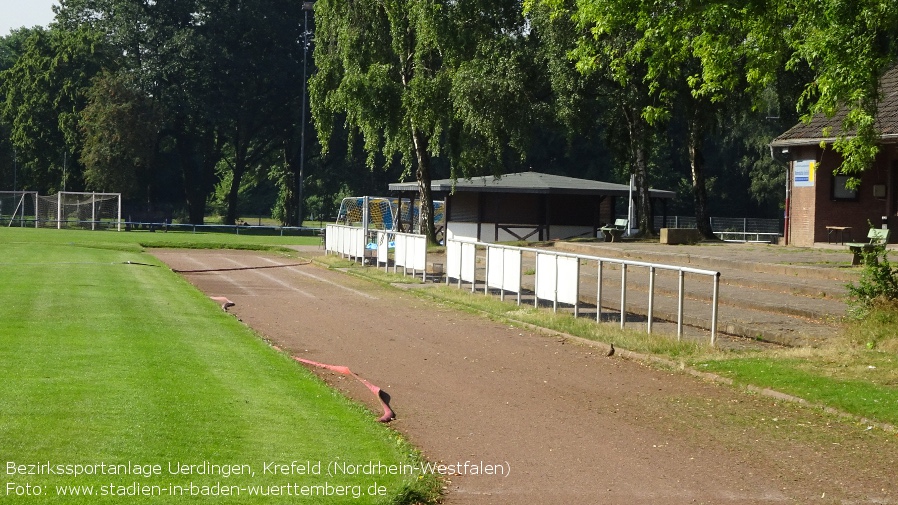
[784, 0, 898, 184]
[0, 26, 112, 193]
[526, 0, 663, 237]
[310, 0, 533, 243]
[57, 0, 308, 224]
[79, 70, 161, 199]
[536, 0, 794, 238]
[198, 0, 306, 225]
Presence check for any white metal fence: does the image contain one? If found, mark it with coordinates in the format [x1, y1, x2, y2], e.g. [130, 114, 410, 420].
[375, 230, 428, 280]
[324, 225, 723, 345]
[325, 226, 430, 281]
[444, 239, 722, 345]
[653, 215, 782, 243]
[325, 224, 367, 260]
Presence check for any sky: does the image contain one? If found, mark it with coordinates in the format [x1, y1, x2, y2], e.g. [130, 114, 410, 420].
[0, 1, 59, 37]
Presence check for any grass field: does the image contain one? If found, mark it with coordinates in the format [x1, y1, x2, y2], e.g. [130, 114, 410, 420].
[0, 228, 437, 504]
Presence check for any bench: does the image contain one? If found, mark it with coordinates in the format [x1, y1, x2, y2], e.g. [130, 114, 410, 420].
[600, 219, 628, 242]
[846, 228, 890, 265]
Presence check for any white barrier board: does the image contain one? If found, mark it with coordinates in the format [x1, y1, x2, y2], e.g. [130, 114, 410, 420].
[377, 231, 390, 264]
[447, 240, 461, 279]
[461, 242, 476, 283]
[535, 253, 579, 304]
[503, 249, 522, 293]
[487, 247, 505, 289]
[556, 256, 580, 305]
[487, 247, 522, 293]
[535, 253, 556, 301]
[390, 233, 426, 271]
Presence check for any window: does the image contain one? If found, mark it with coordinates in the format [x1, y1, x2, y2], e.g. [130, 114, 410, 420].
[832, 175, 858, 201]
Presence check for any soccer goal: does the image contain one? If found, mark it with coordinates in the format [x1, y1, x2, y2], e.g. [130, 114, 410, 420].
[37, 192, 122, 231]
[0, 191, 39, 227]
[336, 196, 445, 234]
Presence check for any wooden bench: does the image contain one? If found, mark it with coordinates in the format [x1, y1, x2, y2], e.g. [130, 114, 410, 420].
[600, 219, 628, 242]
[846, 228, 890, 265]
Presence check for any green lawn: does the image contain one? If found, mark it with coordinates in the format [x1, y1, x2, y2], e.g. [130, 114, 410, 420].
[0, 225, 320, 250]
[0, 228, 436, 504]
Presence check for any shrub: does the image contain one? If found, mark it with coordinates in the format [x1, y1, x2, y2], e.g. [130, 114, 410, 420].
[846, 244, 898, 317]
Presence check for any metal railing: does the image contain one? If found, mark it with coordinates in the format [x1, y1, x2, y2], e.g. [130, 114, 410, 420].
[650, 216, 782, 244]
[325, 224, 367, 261]
[374, 230, 428, 281]
[445, 238, 721, 345]
[654, 215, 782, 231]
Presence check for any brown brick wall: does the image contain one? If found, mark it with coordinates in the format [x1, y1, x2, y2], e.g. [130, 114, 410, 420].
[788, 145, 896, 246]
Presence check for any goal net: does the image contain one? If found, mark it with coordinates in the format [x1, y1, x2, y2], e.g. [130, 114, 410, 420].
[336, 196, 445, 234]
[337, 197, 396, 230]
[37, 192, 122, 230]
[0, 191, 39, 227]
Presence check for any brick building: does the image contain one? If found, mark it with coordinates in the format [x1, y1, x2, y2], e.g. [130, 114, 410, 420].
[771, 66, 898, 246]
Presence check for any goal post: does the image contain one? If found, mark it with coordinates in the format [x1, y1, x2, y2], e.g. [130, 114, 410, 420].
[37, 192, 122, 231]
[0, 191, 39, 228]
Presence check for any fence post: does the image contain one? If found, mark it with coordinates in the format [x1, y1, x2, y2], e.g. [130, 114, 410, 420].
[711, 272, 720, 347]
[573, 259, 580, 318]
[553, 256, 559, 314]
[484, 245, 490, 295]
[596, 261, 603, 323]
[619, 263, 627, 328]
[677, 270, 685, 341]
[534, 253, 539, 308]
[647, 266, 655, 333]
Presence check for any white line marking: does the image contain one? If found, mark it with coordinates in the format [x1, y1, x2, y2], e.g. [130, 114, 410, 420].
[181, 256, 258, 296]
[258, 257, 379, 300]
[219, 257, 315, 299]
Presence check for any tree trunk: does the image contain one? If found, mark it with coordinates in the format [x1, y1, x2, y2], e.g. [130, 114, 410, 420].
[224, 126, 248, 226]
[411, 128, 437, 244]
[624, 106, 655, 238]
[177, 133, 207, 225]
[224, 159, 245, 226]
[280, 146, 299, 226]
[688, 119, 714, 239]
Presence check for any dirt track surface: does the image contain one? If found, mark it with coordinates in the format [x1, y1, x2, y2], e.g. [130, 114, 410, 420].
[153, 249, 898, 505]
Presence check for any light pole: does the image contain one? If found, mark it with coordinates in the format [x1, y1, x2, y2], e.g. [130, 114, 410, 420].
[297, 1, 314, 227]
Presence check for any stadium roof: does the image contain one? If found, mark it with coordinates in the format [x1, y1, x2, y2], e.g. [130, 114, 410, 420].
[388, 171, 675, 199]
[771, 65, 898, 147]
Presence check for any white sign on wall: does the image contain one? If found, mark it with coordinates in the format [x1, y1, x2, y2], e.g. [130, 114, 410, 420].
[794, 159, 816, 187]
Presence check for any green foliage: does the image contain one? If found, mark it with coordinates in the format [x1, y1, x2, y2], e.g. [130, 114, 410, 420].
[844, 300, 898, 351]
[846, 245, 898, 317]
[80, 71, 161, 198]
[0, 26, 112, 192]
[311, 0, 534, 242]
[787, 0, 898, 182]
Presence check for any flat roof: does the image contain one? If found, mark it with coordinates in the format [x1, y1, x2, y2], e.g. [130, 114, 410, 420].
[388, 171, 675, 199]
